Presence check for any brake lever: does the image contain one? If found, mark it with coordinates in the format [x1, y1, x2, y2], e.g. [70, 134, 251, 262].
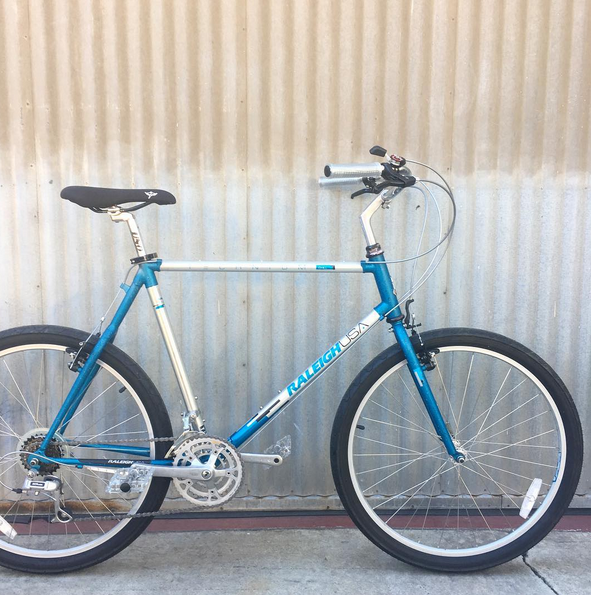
[351, 179, 402, 199]
[350, 187, 376, 199]
[350, 177, 379, 199]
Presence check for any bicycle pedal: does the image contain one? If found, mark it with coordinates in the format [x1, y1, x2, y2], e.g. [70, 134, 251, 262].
[107, 466, 154, 494]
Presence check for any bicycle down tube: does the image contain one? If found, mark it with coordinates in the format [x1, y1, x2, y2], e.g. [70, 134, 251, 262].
[33, 256, 461, 471]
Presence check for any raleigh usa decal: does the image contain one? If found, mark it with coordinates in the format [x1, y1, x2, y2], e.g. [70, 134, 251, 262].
[287, 322, 370, 397]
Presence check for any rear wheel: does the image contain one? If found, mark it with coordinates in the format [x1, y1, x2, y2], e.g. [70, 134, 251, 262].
[0, 325, 173, 573]
[331, 328, 583, 571]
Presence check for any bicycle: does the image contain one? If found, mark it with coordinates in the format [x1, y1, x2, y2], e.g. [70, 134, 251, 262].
[0, 146, 583, 574]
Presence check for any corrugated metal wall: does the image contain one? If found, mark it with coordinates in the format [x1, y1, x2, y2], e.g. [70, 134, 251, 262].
[1, 0, 590, 509]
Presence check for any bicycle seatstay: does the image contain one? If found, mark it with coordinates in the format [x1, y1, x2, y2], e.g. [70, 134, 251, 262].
[37, 264, 159, 456]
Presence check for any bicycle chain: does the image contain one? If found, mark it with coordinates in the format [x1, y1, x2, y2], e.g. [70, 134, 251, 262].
[61, 434, 238, 521]
[64, 435, 176, 447]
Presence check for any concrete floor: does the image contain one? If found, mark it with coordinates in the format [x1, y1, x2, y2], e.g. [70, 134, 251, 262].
[0, 527, 587, 594]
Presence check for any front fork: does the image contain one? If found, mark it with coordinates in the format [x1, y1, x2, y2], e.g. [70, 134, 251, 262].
[391, 321, 465, 462]
[365, 252, 463, 462]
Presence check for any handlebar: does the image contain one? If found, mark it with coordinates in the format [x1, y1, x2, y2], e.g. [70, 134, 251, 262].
[320, 155, 416, 199]
[318, 176, 365, 188]
[323, 162, 384, 178]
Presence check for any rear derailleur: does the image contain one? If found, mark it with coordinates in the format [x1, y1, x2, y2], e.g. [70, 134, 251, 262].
[17, 475, 73, 524]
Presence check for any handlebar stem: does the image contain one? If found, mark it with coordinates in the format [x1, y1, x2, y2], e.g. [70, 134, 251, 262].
[359, 193, 387, 246]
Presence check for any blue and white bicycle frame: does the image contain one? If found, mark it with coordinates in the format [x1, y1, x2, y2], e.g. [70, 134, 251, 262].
[32, 194, 463, 473]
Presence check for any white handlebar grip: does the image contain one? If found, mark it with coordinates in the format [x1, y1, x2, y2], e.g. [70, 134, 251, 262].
[318, 177, 364, 188]
[323, 162, 383, 178]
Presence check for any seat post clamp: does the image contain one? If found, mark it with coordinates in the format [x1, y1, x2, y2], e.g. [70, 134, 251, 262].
[130, 253, 158, 265]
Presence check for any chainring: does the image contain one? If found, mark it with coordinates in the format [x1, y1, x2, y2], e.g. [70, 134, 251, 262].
[172, 436, 243, 507]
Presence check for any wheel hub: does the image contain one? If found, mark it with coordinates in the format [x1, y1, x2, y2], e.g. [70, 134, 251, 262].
[452, 437, 468, 464]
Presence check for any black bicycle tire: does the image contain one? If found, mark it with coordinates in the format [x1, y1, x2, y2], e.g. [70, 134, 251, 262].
[0, 325, 173, 574]
[330, 327, 583, 572]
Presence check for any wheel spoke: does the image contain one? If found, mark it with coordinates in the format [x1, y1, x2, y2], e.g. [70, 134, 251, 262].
[369, 397, 438, 437]
[35, 352, 45, 426]
[72, 473, 118, 518]
[357, 452, 447, 476]
[0, 461, 18, 480]
[457, 378, 526, 438]
[355, 435, 426, 456]
[66, 381, 117, 425]
[363, 446, 443, 493]
[74, 393, 134, 439]
[456, 469, 495, 535]
[467, 409, 549, 446]
[0, 374, 38, 427]
[361, 415, 438, 438]
[462, 394, 542, 448]
[61, 475, 105, 534]
[473, 367, 511, 439]
[78, 413, 141, 444]
[378, 461, 451, 515]
[461, 461, 521, 509]
[470, 450, 556, 469]
[471, 429, 556, 455]
[474, 460, 550, 487]
[473, 439, 556, 449]
[391, 375, 433, 427]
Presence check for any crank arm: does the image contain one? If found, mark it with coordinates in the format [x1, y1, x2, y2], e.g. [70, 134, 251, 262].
[241, 453, 283, 466]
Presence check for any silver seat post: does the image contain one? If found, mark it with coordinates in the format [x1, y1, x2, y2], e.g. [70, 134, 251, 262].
[108, 209, 147, 258]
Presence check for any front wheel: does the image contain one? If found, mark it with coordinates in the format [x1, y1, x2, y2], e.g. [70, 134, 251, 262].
[331, 328, 583, 572]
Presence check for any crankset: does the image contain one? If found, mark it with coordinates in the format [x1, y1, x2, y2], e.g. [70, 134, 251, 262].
[106, 435, 244, 508]
[171, 435, 243, 507]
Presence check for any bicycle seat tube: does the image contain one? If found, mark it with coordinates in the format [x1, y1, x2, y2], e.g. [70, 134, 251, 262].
[109, 209, 206, 432]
